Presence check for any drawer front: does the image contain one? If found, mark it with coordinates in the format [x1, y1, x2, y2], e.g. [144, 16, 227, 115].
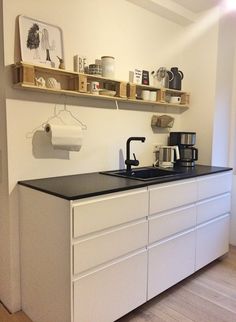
[196, 214, 230, 270]
[73, 188, 148, 238]
[149, 179, 197, 214]
[149, 204, 196, 244]
[197, 193, 231, 225]
[148, 229, 195, 300]
[197, 172, 232, 201]
[73, 250, 147, 322]
[73, 220, 148, 274]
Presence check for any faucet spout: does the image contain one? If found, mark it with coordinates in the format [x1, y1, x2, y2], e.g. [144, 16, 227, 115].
[125, 137, 146, 172]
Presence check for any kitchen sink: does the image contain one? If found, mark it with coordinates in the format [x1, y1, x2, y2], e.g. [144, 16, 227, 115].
[101, 167, 180, 181]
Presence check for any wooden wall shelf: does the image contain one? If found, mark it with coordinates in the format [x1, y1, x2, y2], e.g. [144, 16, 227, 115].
[12, 62, 190, 108]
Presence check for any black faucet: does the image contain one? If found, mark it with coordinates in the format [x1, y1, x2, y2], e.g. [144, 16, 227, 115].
[125, 137, 146, 172]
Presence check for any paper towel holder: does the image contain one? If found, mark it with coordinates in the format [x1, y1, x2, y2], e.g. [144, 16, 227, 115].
[26, 104, 87, 139]
[42, 104, 87, 130]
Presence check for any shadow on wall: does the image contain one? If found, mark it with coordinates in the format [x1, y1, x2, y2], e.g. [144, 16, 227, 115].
[119, 149, 125, 169]
[32, 130, 69, 159]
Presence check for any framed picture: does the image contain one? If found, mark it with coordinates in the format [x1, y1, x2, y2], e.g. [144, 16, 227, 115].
[18, 15, 64, 69]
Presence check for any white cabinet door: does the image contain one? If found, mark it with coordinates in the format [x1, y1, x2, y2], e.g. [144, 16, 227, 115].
[149, 179, 197, 215]
[149, 204, 196, 244]
[197, 172, 232, 201]
[196, 214, 230, 270]
[148, 229, 195, 300]
[73, 188, 148, 238]
[73, 220, 148, 274]
[196, 193, 231, 225]
[73, 250, 147, 322]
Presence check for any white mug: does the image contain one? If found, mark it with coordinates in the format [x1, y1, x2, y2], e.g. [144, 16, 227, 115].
[170, 96, 181, 104]
[149, 91, 157, 102]
[141, 90, 150, 101]
[90, 81, 100, 95]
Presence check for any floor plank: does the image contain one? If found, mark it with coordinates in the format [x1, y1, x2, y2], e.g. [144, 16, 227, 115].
[1, 246, 236, 322]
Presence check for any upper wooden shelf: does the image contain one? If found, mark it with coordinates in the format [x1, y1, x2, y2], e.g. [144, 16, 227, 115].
[12, 62, 190, 108]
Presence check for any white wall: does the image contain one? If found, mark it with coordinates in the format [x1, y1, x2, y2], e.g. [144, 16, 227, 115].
[180, 8, 220, 165]
[2, 0, 186, 312]
[212, 12, 236, 166]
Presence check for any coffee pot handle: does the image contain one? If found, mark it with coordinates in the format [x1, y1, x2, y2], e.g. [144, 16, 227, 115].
[167, 70, 174, 82]
[178, 70, 184, 80]
[193, 148, 198, 161]
[173, 146, 180, 160]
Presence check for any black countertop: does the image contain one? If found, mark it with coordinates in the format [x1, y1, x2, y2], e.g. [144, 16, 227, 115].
[18, 165, 232, 201]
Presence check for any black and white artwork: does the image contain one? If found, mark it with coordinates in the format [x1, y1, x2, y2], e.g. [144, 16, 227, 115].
[19, 15, 64, 68]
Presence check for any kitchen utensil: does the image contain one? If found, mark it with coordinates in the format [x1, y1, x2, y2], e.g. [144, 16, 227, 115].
[90, 81, 100, 95]
[149, 91, 157, 101]
[141, 90, 150, 101]
[158, 145, 180, 168]
[169, 132, 196, 146]
[151, 67, 174, 88]
[101, 56, 115, 78]
[169, 132, 198, 167]
[151, 115, 174, 128]
[170, 96, 181, 104]
[169, 67, 184, 90]
[99, 89, 116, 97]
[88, 64, 102, 76]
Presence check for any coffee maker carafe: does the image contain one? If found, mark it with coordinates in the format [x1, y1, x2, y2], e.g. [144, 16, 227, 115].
[169, 132, 198, 167]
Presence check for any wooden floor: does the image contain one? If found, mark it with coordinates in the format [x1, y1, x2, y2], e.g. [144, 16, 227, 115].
[1, 246, 236, 322]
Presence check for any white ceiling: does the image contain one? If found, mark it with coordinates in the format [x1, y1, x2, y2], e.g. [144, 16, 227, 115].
[127, 0, 222, 25]
[171, 0, 221, 13]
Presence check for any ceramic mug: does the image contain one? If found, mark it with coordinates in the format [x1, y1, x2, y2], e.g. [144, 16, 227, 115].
[149, 91, 157, 102]
[170, 96, 181, 104]
[141, 90, 150, 101]
[90, 81, 100, 95]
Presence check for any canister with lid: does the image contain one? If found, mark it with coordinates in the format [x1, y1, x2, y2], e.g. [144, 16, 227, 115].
[101, 56, 115, 78]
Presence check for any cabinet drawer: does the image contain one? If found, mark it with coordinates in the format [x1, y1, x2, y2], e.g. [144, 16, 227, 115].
[73, 250, 147, 322]
[196, 214, 230, 270]
[197, 193, 231, 225]
[149, 179, 197, 214]
[73, 220, 148, 274]
[197, 172, 232, 200]
[149, 204, 196, 244]
[72, 188, 148, 238]
[148, 229, 195, 300]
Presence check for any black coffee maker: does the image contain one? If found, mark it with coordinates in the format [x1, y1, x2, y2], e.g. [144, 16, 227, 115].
[169, 132, 198, 167]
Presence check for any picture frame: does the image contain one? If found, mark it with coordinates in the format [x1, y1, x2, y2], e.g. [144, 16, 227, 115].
[18, 15, 64, 69]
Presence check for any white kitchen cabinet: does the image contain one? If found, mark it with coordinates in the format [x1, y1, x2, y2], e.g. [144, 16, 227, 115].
[196, 193, 231, 225]
[195, 173, 232, 270]
[74, 250, 147, 322]
[149, 179, 197, 214]
[196, 214, 230, 270]
[19, 171, 232, 322]
[73, 189, 148, 238]
[197, 172, 232, 200]
[149, 204, 196, 244]
[19, 186, 148, 322]
[148, 180, 197, 300]
[73, 219, 148, 275]
[148, 229, 195, 300]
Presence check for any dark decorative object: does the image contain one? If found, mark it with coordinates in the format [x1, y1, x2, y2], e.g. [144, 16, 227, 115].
[57, 56, 65, 69]
[26, 23, 40, 59]
[169, 67, 184, 90]
[142, 70, 149, 85]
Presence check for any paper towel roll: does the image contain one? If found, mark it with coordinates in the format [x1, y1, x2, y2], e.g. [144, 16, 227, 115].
[45, 123, 83, 151]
